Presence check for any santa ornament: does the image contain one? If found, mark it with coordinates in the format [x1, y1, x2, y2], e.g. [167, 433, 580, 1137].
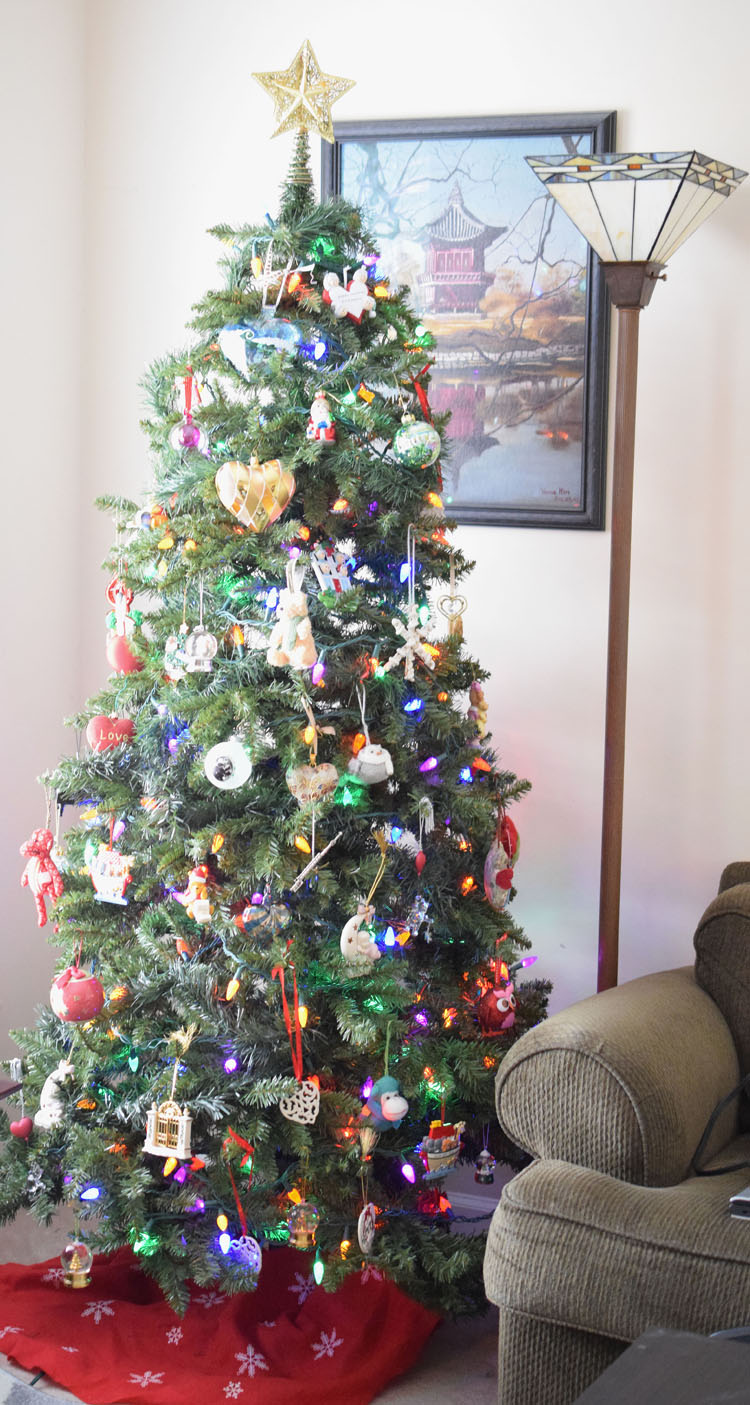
[306, 390, 336, 444]
[20, 827, 64, 927]
[175, 865, 213, 924]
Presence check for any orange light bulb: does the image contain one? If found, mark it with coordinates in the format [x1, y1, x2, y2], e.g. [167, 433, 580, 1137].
[163, 1157, 178, 1177]
[231, 625, 244, 646]
[225, 977, 241, 1001]
[298, 1004, 308, 1028]
[216, 1213, 229, 1231]
[183, 538, 197, 552]
[352, 732, 366, 755]
[211, 833, 225, 853]
[425, 492, 443, 509]
[332, 497, 349, 513]
[460, 876, 476, 896]
[303, 724, 315, 745]
[294, 835, 311, 854]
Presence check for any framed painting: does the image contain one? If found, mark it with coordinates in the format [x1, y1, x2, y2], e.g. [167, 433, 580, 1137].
[321, 112, 616, 528]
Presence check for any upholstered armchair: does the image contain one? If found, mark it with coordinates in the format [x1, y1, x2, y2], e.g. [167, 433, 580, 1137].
[483, 863, 750, 1405]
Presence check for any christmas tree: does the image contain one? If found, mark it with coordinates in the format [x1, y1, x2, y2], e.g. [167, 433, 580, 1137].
[2, 44, 549, 1317]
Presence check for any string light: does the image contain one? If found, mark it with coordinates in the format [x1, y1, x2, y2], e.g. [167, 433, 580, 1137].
[211, 833, 225, 853]
[442, 1007, 457, 1027]
[425, 492, 443, 509]
[80, 1186, 102, 1201]
[223, 1054, 239, 1073]
[459, 767, 473, 783]
[298, 1005, 308, 1028]
[294, 834, 311, 854]
[401, 1161, 416, 1184]
[219, 1232, 231, 1254]
[163, 1158, 177, 1177]
[339, 1238, 351, 1258]
[312, 1252, 325, 1285]
[332, 498, 349, 513]
[437, 691, 449, 702]
[231, 625, 244, 646]
[217, 1214, 229, 1231]
[352, 732, 366, 753]
[419, 756, 438, 773]
[311, 660, 326, 685]
[225, 978, 241, 1001]
[460, 876, 477, 896]
[403, 698, 423, 713]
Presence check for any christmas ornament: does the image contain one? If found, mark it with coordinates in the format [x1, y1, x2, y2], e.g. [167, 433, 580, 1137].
[50, 968, 105, 1023]
[234, 900, 291, 939]
[89, 844, 133, 905]
[169, 367, 208, 453]
[340, 903, 380, 967]
[361, 1075, 409, 1131]
[477, 953, 517, 1036]
[287, 1200, 320, 1249]
[322, 266, 376, 322]
[85, 715, 135, 752]
[10, 1116, 33, 1141]
[33, 1058, 74, 1130]
[105, 576, 143, 674]
[272, 965, 319, 1125]
[267, 562, 317, 670]
[20, 827, 64, 927]
[349, 743, 393, 785]
[183, 624, 218, 673]
[286, 762, 339, 803]
[144, 1027, 195, 1160]
[279, 1078, 321, 1126]
[392, 414, 441, 468]
[289, 828, 343, 893]
[483, 813, 519, 911]
[61, 1233, 93, 1289]
[474, 1147, 497, 1185]
[310, 543, 352, 594]
[218, 318, 303, 377]
[252, 39, 355, 145]
[468, 680, 489, 738]
[414, 796, 435, 873]
[437, 554, 467, 640]
[306, 389, 336, 444]
[381, 527, 437, 683]
[357, 1203, 377, 1255]
[347, 684, 393, 785]
[418, 1120, 466, 1179]
[229, 1234, 262, 1274]
[164, 627, 189, 681]
[176, 864, 213, 923]
[204, 737, 253, 790]
[215, 456, 296, 532]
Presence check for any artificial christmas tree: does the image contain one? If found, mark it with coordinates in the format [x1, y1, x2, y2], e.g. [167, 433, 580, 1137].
[1, 42, 549, 1328]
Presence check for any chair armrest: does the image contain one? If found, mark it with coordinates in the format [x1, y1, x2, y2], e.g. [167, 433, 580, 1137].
[496, 968, 739, 1185]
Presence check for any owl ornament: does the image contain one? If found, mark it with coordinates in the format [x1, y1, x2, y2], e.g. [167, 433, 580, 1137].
[267, 563, 317, 671]
[477, 977, 517, 1036]
[483, 813, 520, 912]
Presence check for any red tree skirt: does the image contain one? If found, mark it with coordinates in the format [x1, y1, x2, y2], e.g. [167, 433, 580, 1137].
[0, 1247, 440, 1403]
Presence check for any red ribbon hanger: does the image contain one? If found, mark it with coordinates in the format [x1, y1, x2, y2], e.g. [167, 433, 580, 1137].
[271, 965, 303, 1081]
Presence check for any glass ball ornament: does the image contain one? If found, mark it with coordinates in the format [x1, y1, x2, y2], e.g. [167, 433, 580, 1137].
[169, 417, 208, 454]
[61, 1236, 93, 1288]
[287, 1200, 320, 1250]
[392, 414, 441, 469]
[474, 1148, 497, 1185]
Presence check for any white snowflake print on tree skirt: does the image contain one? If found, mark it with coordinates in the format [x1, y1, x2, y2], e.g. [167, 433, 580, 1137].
[311, 1328, 344, 1361]
[234, 1343, 269, 1378]
[129, 1371, 165, 1390]
[41, 1267, 66, 1286]
[61, 1346, 79, 1353]
[224, 1384, 244, 1400]
[0, 1327, 20, 1340]
[288, 1271, 314, 1303]
[360, 1263, 384, 1284]
[166, 1326, 183, 1345]
[81, 1300, 115, 1324]
[195, 1290, 227, 1309]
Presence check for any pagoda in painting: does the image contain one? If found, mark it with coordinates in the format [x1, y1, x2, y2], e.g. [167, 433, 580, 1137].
[418, 183, 506, 314]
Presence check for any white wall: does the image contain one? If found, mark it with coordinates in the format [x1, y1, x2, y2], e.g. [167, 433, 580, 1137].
[3, 0, 749, 1054]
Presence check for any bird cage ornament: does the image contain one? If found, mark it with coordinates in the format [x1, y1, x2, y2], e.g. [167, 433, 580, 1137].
[143, 1026, 195, 1161]
[144, 1100, 192, 1160]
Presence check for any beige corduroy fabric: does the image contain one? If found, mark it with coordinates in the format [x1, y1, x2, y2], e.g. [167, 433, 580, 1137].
[483, 873, 750, 1405]
[495, 967, 739, 1186]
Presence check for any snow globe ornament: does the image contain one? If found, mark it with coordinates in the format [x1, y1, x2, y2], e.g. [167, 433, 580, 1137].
[392, 414, 441, 468]
[50, 968, 105, 1023]
[348, 743, 393, 785]
[183, 624, 218, 674]
[204, 737, 253, 790]
[287, 1200, 320, 1250]
[61, 1234, 93, 1289]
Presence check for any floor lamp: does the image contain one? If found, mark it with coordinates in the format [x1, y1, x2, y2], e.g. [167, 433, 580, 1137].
[525, 151, 746, 991]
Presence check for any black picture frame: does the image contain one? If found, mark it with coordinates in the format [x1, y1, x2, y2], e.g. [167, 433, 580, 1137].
[322, 111, 616, 529]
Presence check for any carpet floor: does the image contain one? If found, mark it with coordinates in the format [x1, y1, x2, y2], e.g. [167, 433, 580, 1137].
[0, 1212, 499, 1404]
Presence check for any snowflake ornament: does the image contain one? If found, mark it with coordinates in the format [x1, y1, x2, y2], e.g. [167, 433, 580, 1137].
[381, 602, 436, 683]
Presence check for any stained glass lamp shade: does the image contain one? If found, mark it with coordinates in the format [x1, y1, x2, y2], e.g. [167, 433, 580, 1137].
[525, 152, 746, 266]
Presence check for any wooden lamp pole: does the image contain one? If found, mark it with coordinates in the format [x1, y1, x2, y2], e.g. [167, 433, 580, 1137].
[596, 262, 663, 991]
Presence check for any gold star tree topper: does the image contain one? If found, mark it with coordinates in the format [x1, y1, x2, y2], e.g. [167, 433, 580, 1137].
[252, 40, 355, 145]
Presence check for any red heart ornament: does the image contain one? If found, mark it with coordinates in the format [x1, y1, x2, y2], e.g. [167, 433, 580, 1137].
[10, 1117, 33, 1140]
[86, 715, 135, 752]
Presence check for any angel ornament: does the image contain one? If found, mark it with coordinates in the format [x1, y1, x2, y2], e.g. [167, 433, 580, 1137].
[381, 527, 435, 684]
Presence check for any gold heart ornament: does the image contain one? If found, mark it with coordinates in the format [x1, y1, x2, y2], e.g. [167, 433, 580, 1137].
[215, 456, 295, 533]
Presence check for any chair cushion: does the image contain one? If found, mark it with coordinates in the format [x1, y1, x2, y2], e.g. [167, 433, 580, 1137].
[484, 1136, 750, 1342]
[694, 871, 750, 1125]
